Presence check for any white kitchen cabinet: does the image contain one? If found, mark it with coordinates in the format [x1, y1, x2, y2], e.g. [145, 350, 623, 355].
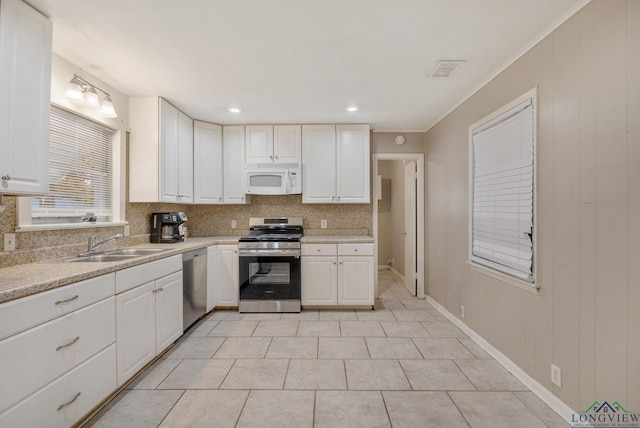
[212, 244, 239, 307]
[223, 126, 249, 204]
[194, 121, 223, 204]
[302, 124, 370, 203]
[115, 259, 183, 386]
[0, 344, 116, 428]
[301, 243, 374, 307]
[129, 96, 193, 203]
[0, 0, 51, 195]
[0, 273, 116, 427]
[246, 125, 301, 164]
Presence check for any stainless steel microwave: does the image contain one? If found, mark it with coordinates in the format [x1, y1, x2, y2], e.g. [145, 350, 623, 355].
[245, 163, 302, 195]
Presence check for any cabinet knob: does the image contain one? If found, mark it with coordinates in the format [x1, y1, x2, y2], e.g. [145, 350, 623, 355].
[270, 155, 273, 159]
[354, 249, 358, 252]
[1, 175, 11, 181]
[275, 156, 279, 160]
[219, 197, 222, 202]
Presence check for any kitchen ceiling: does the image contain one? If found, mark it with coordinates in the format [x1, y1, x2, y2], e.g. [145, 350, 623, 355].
[28, 0, 588, 131]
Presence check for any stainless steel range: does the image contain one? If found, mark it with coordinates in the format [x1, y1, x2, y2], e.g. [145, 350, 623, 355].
[238, 217, 303, 313]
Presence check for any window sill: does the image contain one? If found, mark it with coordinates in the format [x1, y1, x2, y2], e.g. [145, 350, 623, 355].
[16, 221, 128, 233]
[466, 260, 539, 295]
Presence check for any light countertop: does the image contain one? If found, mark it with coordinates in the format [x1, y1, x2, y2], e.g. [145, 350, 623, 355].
[301, 236, 374, 244]
[0, 237, 239, 304]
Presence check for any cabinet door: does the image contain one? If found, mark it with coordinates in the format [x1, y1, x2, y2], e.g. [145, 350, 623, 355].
[222, 126, 248, 204]
[206, 246, 217, 311]
[336, 124, 370, 203]
[177, 111, 193, 203]
[302, 125, 336, 203]
[0, 0, 51, 195]
[194, 121, 223, 204]
[273, 125, 301, 164]
[301, 256, 337, 305]
[155, 271, 183, 353]
[115, 282, 155, 386]
[159, 99, 179, 202]
[245, 125, 273, 164]
[215, 245, 239, 307]
[338, 256, 374, 306]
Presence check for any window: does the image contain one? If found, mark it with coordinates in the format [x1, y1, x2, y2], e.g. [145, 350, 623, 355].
[469, 89, 536, 285]
[31, 106, 114, 224]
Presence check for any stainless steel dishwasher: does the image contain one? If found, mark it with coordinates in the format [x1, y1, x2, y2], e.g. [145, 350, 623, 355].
[182, 248, 207, 331]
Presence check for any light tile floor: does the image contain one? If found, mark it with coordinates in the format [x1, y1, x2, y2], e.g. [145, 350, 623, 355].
[85, 269, 568, 428]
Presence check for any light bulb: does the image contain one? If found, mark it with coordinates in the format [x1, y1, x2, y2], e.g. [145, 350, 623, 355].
[100, 96, 117, 118]
[65, 76, 84, 101]
[84, 87, 100, 107]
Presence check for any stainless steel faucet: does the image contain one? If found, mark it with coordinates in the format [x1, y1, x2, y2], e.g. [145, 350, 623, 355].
[87, 233, 124, 253]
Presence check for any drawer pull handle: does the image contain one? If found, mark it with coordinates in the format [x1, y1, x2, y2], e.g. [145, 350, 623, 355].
[57, 392, 81, 411]
[55, 295, 79, 305]
[56, 336, 80, 351]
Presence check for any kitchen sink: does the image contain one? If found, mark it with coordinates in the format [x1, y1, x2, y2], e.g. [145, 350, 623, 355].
[104, 248, 169, 256]
[62, 248, 170, 263]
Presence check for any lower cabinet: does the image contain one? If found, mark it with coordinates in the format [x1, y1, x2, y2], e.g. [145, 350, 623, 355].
[0, 274, 116, 428]
[301, 243, 374, 307]
[208, 244, 239, 308]
[115, 270, 183, 386]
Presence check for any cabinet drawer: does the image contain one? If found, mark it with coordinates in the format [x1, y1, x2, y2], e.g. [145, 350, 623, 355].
[115, 255, 182, 293]
[0, 297, 116, 413]
[0, 273, 115, 341]
[301, 244, 337, 256]
[0, 344, 117, 428]
[338, 243, 374, 256]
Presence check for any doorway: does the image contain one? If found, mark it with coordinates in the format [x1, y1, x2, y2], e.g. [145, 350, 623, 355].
[373, 154, 425, 299]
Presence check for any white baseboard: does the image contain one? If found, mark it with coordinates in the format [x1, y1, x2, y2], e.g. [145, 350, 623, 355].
[424, 295, 575, 424]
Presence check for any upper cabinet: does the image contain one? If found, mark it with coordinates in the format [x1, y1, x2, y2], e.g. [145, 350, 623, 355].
[246, 125, 301, 165]
[0, 0, 52, 195]
[302, 124, 370, 203]
[222, 126, 249, 204]
[129, 97, 193, 203]
[193, 121, 223, 204]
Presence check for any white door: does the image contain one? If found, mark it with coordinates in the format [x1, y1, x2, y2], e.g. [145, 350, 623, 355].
[194, 121, 223, 204]
[273, 125, 301, 164]
[177, 111, 193, 203]
[115, 282, 155, 386]
[0, 0, 52, 195]
[159, 99, 179, 202]
[301, 256, 337, 305]
[155, 271, 183, 353]
[302, 125, 336, 203]
[215, 245, 239, 307]
[245, 125, 273, 164]
[404, 161, 417, 295]
[222, 126, 248, 204]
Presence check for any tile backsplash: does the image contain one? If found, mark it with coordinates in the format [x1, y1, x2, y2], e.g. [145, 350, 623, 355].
[0, 194, 371, 268]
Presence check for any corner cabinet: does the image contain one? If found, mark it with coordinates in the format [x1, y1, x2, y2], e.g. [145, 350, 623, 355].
[301, 243, 374, 307]
[129, 97, 193, 203]
[0, 0, 52, 195]
[302, 124, 370, 203]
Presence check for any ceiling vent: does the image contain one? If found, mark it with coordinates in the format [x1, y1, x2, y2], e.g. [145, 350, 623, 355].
[429, 60, 465, 78]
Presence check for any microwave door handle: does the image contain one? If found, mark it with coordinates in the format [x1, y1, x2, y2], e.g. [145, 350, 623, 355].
[284, 169, 289, 193]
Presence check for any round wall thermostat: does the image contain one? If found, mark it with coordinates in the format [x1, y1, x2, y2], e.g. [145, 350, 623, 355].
[394, 135, 406, 145]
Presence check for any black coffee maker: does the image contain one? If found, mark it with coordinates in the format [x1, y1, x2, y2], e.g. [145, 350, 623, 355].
[150, 212, 188, 243]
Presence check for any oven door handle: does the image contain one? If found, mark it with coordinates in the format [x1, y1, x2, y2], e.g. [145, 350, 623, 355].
[238, 249, 300, 257]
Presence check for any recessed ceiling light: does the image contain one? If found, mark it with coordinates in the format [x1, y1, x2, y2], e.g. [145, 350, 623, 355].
[346, 106, 358, 112]
[228, 107, 241, 113]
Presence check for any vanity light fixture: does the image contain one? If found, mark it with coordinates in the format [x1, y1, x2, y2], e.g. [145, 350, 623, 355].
[64, 74, 118, 118]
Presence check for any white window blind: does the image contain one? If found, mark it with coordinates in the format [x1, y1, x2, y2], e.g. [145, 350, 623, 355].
[471, 98, 534, 283]
[31, 106, 113, 222]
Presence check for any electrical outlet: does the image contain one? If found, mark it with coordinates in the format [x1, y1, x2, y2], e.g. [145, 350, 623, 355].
[231, 220, 237, 229]
[551, 363, 562, 388]
[4, 233, 16, 252]
[460, 305, 465, 319]
[321, 220, 327, 229]
[124, 225, 130, 237]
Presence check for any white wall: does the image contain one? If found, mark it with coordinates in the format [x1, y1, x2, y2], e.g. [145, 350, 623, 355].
[424, 0, 639, 411]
